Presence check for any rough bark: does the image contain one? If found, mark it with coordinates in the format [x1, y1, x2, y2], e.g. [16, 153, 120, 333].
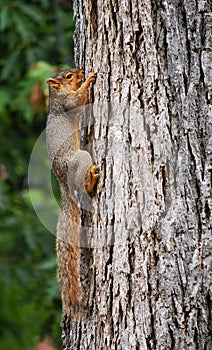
[61, 0, 211, 349]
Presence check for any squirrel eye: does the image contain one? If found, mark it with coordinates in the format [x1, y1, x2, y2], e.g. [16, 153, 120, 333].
[66, 73, 72, 79]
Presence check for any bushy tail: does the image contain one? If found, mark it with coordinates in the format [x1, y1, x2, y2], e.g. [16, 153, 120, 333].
[57, 239, 83, 318]
[56, 196, 82, 319]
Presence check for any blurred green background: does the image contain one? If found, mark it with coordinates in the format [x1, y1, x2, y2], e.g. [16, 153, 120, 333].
[0, 1, 74, 348]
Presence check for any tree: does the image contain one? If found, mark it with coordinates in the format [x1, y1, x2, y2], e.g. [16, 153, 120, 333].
[61, 0, 211, 349]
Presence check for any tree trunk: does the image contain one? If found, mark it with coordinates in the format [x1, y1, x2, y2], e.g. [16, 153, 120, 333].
[61, 0, 211, 349]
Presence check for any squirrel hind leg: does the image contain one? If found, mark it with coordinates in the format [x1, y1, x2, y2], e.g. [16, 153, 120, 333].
[85, 165, 100, 193]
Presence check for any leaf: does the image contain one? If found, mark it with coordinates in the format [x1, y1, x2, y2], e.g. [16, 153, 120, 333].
[45, 276, 59, 300]
[37, 257, 57, 271]
[18, 4, 45, 25]
[0, 88, 11, 117]
[12, 12, 30, 42]
[1, 50, 20, 79]
[0, 6, 9, 31]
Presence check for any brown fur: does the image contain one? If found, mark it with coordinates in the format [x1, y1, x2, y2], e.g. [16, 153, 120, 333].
[46, 69, 99, 318]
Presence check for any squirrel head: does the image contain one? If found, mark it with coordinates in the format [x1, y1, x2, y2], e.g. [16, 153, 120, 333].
[46, 69, 84, 94]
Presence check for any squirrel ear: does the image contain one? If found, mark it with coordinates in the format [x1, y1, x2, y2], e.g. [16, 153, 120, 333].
[46, 78, 61, 91]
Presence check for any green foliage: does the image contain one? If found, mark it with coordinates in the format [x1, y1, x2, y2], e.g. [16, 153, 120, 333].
[0, 0, 74, 348]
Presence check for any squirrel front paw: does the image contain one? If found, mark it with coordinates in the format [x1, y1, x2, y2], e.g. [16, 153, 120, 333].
[86, 72, 97, 85]
[85, 165, 100, 193]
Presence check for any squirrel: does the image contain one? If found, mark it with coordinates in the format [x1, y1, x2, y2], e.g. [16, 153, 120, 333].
[45, 68, 99, 318]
